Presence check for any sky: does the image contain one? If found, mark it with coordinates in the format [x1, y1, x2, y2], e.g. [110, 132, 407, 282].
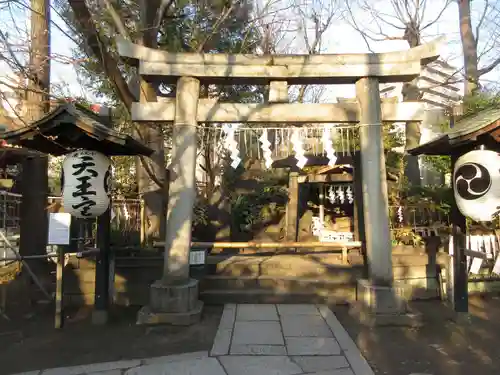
[1, 0, 499, 106]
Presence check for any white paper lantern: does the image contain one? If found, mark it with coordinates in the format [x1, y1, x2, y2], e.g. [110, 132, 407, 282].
[62, 150, 112, 218]
[453, 149, 500, 222]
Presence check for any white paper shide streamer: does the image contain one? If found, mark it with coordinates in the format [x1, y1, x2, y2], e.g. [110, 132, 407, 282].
[346, 186, 353, 204]
[327, 186, 336, 204]
[259, 129, 273, 169]
[291, 128, 307, 169]
[62, 150, 112, 218]
[336, 186, 345, 204]
[322, 126, 337, 166]
[223, 125, 241, 169]
[397, 206, 404, 223]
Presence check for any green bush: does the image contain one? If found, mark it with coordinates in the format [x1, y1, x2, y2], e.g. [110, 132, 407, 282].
[231, 186, 287, 232]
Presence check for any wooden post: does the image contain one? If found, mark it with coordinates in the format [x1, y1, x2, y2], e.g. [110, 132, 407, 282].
[356, 77, 393, 285]
[163, 76, 200, 283]
[450, 152, 468, 313]
[286, 171, 299, 242]
[139, 198, 145, 246]
[319, 184, 325, 224]
[54, 245, 64, 329]
[93, 204, 111, 325]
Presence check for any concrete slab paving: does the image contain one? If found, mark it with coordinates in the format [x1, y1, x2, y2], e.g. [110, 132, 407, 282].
[210, 328, 232, 356]
[141, 351, 209, 365]
[277, 304, 321, 316]
[286, 337, 342, 356]
[281, 314, 333, 337]
[230, 344, 287, 355]
[41, 360, 142, 375]
[236, 304, 279, 321]
[343, 349, 375, 375]
[219, 304, 237, 329]
[291, 355, 350, 372]
[232, 320, 285, 345]
[303, 369, 355, 375]
[124, 358, 225, 375]
[219, 355, 303, 375]
[17, 304, 375, 375]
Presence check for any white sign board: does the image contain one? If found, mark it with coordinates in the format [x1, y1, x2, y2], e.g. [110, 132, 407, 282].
[48, 212, 71, 245]
[189, 250, 206, 265]
[320, 231, 354, 243]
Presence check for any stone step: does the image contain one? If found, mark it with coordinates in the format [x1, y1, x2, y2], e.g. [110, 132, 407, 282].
[209, 254, 438, 279]
[200, 275, 355, 293]
[210, 254, 358, 278]
[200, 288, 355, 305]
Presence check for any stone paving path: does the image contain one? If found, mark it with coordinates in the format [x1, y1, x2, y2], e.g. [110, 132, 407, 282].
[13, 304, 375, 375]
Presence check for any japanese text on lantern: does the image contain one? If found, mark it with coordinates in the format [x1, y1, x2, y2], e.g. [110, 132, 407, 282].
[71, 152, 98, 217]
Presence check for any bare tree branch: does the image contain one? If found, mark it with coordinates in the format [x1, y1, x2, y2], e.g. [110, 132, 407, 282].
[67, 0, 135, 109]
[101, 0, 131, 39]
[478, 55, 500, 76]
[154, 0, 175, 32]
[421, 0, 451, 31]
[475, 0, 489, 47]
[196, 3, 235, 52]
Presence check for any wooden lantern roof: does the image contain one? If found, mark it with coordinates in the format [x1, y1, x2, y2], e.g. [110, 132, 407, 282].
[0, 103, 153, 157]
[408, 107, 500, 156]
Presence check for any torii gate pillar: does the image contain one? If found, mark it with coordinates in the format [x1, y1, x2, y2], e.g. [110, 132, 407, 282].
[137, 76, 203, 325]
[353, 77, 412, 325]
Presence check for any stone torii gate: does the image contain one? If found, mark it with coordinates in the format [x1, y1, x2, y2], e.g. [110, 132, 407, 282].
[117, 37, 443, 325]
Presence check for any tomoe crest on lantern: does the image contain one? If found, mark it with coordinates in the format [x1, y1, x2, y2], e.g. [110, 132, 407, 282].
[61, 150, 112, 218]
[453, 149, 500, 222]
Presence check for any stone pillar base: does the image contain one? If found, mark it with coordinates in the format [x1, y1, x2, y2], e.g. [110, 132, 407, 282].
[349, 279, 422, 327]
[137, 278, 203, 326]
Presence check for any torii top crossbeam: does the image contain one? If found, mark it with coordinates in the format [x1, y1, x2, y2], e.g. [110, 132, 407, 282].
[116, 37, 443, 124]
[117, 36, 443, 85]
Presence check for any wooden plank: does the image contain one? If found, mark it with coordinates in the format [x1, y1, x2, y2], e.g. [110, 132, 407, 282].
[298, 173, 353, 183]
[286, 172, 299, 242]
[451, 151, 468, 313]
[54, 246, 64, 329]
[140, 61, 422, 84]
[132, 100, 426, 123]
[117, 36, 443, 66]
[153, 240, 362, 248]
[93, 206, 110, 325]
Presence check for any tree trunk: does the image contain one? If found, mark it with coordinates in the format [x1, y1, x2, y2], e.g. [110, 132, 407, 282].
[402, 24, 422, 187]
[135, 1, 167, 244]
[134, 122, 166, 243]
[458, 0, 479, 95]
[19, 0, 50, 260]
